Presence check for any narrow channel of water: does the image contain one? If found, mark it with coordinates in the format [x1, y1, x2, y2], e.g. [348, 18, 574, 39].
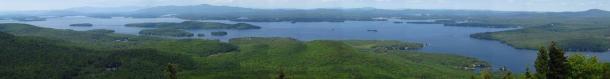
[1, 17, 608, 72]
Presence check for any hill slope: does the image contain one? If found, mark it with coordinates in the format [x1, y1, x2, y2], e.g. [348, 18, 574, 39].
[0, 32, 196, 79]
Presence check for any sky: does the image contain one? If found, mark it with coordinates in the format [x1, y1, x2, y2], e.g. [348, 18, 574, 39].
[0, 0, 609, 12]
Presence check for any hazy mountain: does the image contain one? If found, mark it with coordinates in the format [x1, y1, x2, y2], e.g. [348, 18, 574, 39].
[129, 4, 526, 21]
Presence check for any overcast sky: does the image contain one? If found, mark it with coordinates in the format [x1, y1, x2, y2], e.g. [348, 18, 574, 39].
[1, 0, 609, 12]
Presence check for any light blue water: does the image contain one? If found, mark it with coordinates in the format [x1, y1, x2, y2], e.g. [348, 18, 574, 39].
[1, 17, 608, 72]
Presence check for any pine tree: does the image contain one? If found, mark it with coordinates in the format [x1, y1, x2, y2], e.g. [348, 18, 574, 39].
[534, 46, 549, 79]
[602, 63, 610, 79]
[167, 63, 178, 79]
[547, 42, 569, 79]
[524, 67, 533, 79]
[480, 69, 493, 79]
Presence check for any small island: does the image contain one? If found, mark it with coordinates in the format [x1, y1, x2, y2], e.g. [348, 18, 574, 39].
[125, 21, 261, 30]
[211, 31, 228, 36]
[70, 23, 94, 27]
[444, 23, 515, 28]
[139, 29, 194, 37]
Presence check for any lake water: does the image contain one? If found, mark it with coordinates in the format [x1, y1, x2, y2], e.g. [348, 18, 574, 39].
[1, 17, 609, 72]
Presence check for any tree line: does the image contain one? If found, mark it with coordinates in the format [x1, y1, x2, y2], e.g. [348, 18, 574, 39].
[475, 42, 610, 79]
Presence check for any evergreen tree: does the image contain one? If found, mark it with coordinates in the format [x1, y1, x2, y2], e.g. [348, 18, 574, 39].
[277, 68, 286, 79]
[502, 71, 515, 79]
[547, 42, 569, 79]
[534, 46, 549, 79]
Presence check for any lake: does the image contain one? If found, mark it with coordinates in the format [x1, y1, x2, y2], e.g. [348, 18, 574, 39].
[1, 17, 609, 72]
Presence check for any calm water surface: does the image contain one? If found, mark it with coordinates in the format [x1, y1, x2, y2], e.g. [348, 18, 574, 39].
[1, 17, 608, 72]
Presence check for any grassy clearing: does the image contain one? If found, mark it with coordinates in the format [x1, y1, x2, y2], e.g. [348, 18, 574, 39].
[472, 23, 610, 52]
[184, 37, 483, 79]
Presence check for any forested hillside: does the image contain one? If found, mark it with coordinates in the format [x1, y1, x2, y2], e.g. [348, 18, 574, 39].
[0, 24, 483, 79]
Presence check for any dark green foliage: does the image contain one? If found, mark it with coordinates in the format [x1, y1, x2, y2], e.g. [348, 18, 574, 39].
[340, 40, 424, 51]
[532, 42, 608, 79]
[567, 54, 606, 79]
[558, 38, 610, 52]
[125, 21, 261, 30]
[407, 20, 457, 24]
[0, 23, 156, 49]
[0, 24, 486, 78]
[602, 63, 610, 79]
[232, 23, 262, 29]
[277, 69, 286, 79]
[471, 23, 610, 52]
[139, 28, 194, 37]
[12, 16, 46, 21]
[131, 4, 390, 22]
[167, 64, 178, 79]
[99, 49, 197, 79]
[547, 42, 570, 79]
[535, 46, 549, 79]
[211, 31, 228, 36]
[145, 39, 238, 56]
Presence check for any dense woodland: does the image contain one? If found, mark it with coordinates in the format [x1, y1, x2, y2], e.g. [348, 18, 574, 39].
[43, 4, 610, 52]
[1, 4, 610, 79]
[139, 29, 195, 37]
